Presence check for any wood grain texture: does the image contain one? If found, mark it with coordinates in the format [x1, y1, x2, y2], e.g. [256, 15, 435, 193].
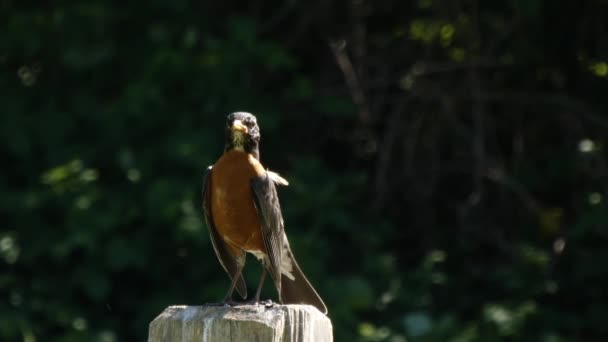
[148, 304, 332, 342]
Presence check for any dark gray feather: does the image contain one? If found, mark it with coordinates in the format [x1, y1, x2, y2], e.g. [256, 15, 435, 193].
[251, 172, 285, 294]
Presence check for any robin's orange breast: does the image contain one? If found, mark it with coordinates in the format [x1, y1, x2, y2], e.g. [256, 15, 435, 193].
[210, 150, 266, 254]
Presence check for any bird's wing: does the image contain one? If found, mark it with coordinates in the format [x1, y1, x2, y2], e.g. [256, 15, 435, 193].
[267, 171, 289, 186]
[251, 171, 286, 294]
[202, 166, 247, 299]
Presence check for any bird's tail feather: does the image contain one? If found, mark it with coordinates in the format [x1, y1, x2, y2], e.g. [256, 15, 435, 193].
[280, 246, 327, 314]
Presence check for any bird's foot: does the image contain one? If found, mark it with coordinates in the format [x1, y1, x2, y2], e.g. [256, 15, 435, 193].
[204, 299, 275, 309]
[204, 297, 242, 307]
[237, 298, 275, 308]
[261, 299, 275, 308]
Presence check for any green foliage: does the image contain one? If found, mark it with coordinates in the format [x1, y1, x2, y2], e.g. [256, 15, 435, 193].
[2, 1, 608, 341]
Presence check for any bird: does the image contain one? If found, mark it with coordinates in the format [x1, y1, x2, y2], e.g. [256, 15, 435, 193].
[201, 112, 327, 314]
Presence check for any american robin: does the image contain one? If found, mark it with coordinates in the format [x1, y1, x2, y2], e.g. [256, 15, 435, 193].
[202, 112, 327, 314]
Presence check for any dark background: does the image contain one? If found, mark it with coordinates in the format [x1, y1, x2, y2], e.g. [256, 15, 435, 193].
[2, 0, 608, 341]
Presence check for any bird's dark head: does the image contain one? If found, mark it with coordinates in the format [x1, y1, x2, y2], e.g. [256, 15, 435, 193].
[225, 112, 261, 158]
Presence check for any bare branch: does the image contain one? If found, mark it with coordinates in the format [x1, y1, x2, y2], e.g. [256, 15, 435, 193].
[328, 40, 371, 124]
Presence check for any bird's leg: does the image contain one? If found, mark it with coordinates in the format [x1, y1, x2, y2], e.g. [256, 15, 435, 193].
[252, 268, 267, 303]
[241, 267, 273, 307]
[223, 264, 245, 304]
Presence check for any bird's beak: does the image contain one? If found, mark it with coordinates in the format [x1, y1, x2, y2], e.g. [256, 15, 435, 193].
[231, 120, 248, 134]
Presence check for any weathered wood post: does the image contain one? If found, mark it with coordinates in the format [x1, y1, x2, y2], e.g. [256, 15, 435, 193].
[148, 304, 333, 342]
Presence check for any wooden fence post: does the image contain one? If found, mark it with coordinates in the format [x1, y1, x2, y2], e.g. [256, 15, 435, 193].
[148, 304, 333, 342]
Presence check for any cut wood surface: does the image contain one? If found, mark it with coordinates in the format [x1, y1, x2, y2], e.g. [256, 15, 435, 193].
[148, 304, 332, 342]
